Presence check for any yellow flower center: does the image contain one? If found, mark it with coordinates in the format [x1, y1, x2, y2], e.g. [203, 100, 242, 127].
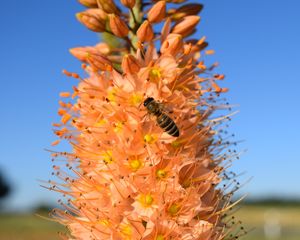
[144, 134, 157, 144]
[130, 93, 143, 106]
[94, 118, 107, 127]
[99, 219, 110, 227]
[120, 224, 132, 237]
[114, 122, 124, 133]
[168, 203, 180, 216]
[156, 234, 165, 240]
[149, 67, 162, 81]
[139, 194, 154, 207]
[156, 169, 167, 179]
[171, 140, 181, 148]
[102, 150, 113, 164]
[129, 159, 142, 171]
[107, 88, 118, 103]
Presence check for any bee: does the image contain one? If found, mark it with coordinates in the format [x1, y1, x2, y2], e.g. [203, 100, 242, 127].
[143, 97, 180, 137]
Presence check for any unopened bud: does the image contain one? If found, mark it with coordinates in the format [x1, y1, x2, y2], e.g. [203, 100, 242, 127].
[97, 0, 120, 14]
[161, 0, 186, 3]
[137, 20, 154, 42]
[69, 47, 111, 71]
[122, 55, 140, 74]
[76, 9, 107, 32]
[86, 53, 112, 71]
[161, 33, 183, 55]
[70, 47, 97, 61]
[95, 43, 110, 55]
[171, 15, 200, 37]
[170, 4, 203, 20]
[148, 1, 166, 23]
[109, 14, 129, 38]
[120, 0, 136, 8]
[78, 0, 98, 8]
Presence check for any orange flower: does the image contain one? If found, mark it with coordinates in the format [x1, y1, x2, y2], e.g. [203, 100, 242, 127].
[48, 1, 242, 240]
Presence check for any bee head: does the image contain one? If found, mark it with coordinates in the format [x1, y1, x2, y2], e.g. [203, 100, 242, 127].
[143, 97, 154, 107]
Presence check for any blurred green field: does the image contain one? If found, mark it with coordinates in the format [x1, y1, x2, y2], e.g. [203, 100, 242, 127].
[0, 205, 299, 240]
[235, 205, 300, 240]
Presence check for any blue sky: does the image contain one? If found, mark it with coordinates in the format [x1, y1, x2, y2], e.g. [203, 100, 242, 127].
[0, 0, 299, 211]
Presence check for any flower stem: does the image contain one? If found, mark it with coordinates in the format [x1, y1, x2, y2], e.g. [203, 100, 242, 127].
[129, 0, 143, 52]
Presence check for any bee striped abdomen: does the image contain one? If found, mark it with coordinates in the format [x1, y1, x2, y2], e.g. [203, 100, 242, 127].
[157, 113, 180, 137]
[143, 97, 180, 137]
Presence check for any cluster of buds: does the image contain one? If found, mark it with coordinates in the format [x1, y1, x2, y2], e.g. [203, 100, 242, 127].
[47, 1, 244, 240]
[75, 0, 206, 58]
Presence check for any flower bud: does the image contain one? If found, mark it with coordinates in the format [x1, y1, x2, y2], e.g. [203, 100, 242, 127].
[162, 0, 186, 3]
[86, 52, 112, 71]
[120, 0, 136, 8]
[137, 20, 154, 42]
[148, 1, 166, 23]
[97, 0, 120, 14]
[122, 54, 140, 74]
[69, 47, 112, 71]
[70, 47, 97, 61]
[155, 0, 185, 2]
[109, 14, 129, 38]
[95, 43, 110, 55]
[78, 0, 98, 8]
[161, 33, 183, 55]
[170, 4, 203, 20]
[171, 15, 200, 37]
[76, 9, 107, 32]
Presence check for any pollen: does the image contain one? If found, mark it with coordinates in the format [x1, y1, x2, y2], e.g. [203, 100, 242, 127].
[139, 193, 154, 207]
[61, 113, 72, 125]
[149, 67, 162, 81]
[144, 134, 157, 144]
[58, 108, 67, 116]
[129, 159, 142, 171]
[107, 88, 118, 102]
[120, 224, 132, 237]
[205, 49, 215, 55]
[102, 150, 113, 164]
[156, 169, 167, 179]
[99, 219, 110, 227]
[94, 119, 107, 127]
[168, 203, 180, 216]
[156, 234, 165, 240]
[60, 92, 71, 98]
[114, 122, 124, 133]
[130, 93, 143, 106]
[171, 140, 181, 148]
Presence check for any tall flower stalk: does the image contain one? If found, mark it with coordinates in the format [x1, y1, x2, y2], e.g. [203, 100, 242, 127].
[47, 0, 245, 239]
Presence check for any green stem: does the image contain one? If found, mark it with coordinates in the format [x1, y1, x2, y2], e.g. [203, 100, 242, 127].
[129, 0, 143, 53]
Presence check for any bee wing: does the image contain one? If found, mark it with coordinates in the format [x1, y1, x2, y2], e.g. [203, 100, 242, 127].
[157, 101, 174, 114]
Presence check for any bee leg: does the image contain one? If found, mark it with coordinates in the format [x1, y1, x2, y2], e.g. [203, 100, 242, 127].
[141, 113, 149, 122]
